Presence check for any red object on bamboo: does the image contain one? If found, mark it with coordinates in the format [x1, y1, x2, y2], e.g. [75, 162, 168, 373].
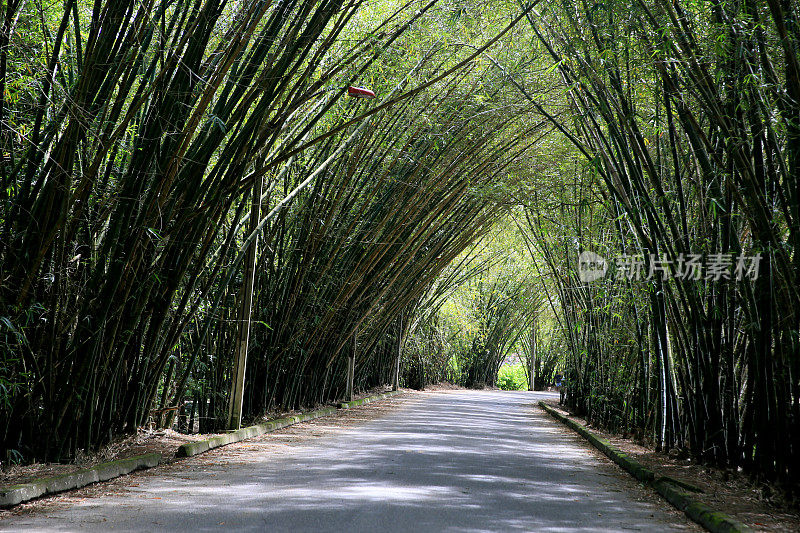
[347, 86, 376, 99]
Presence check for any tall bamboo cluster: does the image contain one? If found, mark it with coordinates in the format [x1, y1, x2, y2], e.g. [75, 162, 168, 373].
[181, 52, 541, 428]
[0, 0, 422, 460]
[526, 0, 800, 484]
[0, 0, 537, 461]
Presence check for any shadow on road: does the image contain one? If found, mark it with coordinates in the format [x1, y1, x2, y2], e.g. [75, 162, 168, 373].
[3, 391, 694, 532]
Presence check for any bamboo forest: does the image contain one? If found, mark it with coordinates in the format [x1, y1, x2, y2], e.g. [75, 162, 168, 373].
[1, 0, 799, 526]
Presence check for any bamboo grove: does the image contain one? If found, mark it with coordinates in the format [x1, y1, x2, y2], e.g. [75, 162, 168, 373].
[0, 0, 543, 460]
[1, 0, 798, 493]
[522, 0, 800, 486]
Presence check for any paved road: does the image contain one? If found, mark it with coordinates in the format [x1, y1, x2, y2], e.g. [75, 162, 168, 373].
[3, 391, 695, 532]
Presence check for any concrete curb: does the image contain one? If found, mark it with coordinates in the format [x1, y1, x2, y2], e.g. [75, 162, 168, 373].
[176, 406, 337, 457]
[338, 390, 400, 409]
[538, 401, 752, 533]
[0, 453, 161, 508]
[179, 390, 400, 457]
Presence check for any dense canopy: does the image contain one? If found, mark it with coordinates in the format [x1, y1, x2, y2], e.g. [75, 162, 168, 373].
[0, 0, 797, 494]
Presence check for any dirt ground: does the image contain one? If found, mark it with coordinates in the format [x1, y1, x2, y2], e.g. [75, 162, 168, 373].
[542, 399, 800, 533]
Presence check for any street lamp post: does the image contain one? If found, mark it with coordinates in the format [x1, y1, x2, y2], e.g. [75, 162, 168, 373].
[227, 85, 375, 429]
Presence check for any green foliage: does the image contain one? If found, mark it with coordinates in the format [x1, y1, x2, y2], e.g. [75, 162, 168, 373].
[496, 363, 527, 390]
[1, 0, 796, 493]
[522, 0, 800, 486]
[0, 0, 544, 460]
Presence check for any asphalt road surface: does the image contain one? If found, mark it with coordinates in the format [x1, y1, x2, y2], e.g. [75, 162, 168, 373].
[2, 390, 696, 532]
